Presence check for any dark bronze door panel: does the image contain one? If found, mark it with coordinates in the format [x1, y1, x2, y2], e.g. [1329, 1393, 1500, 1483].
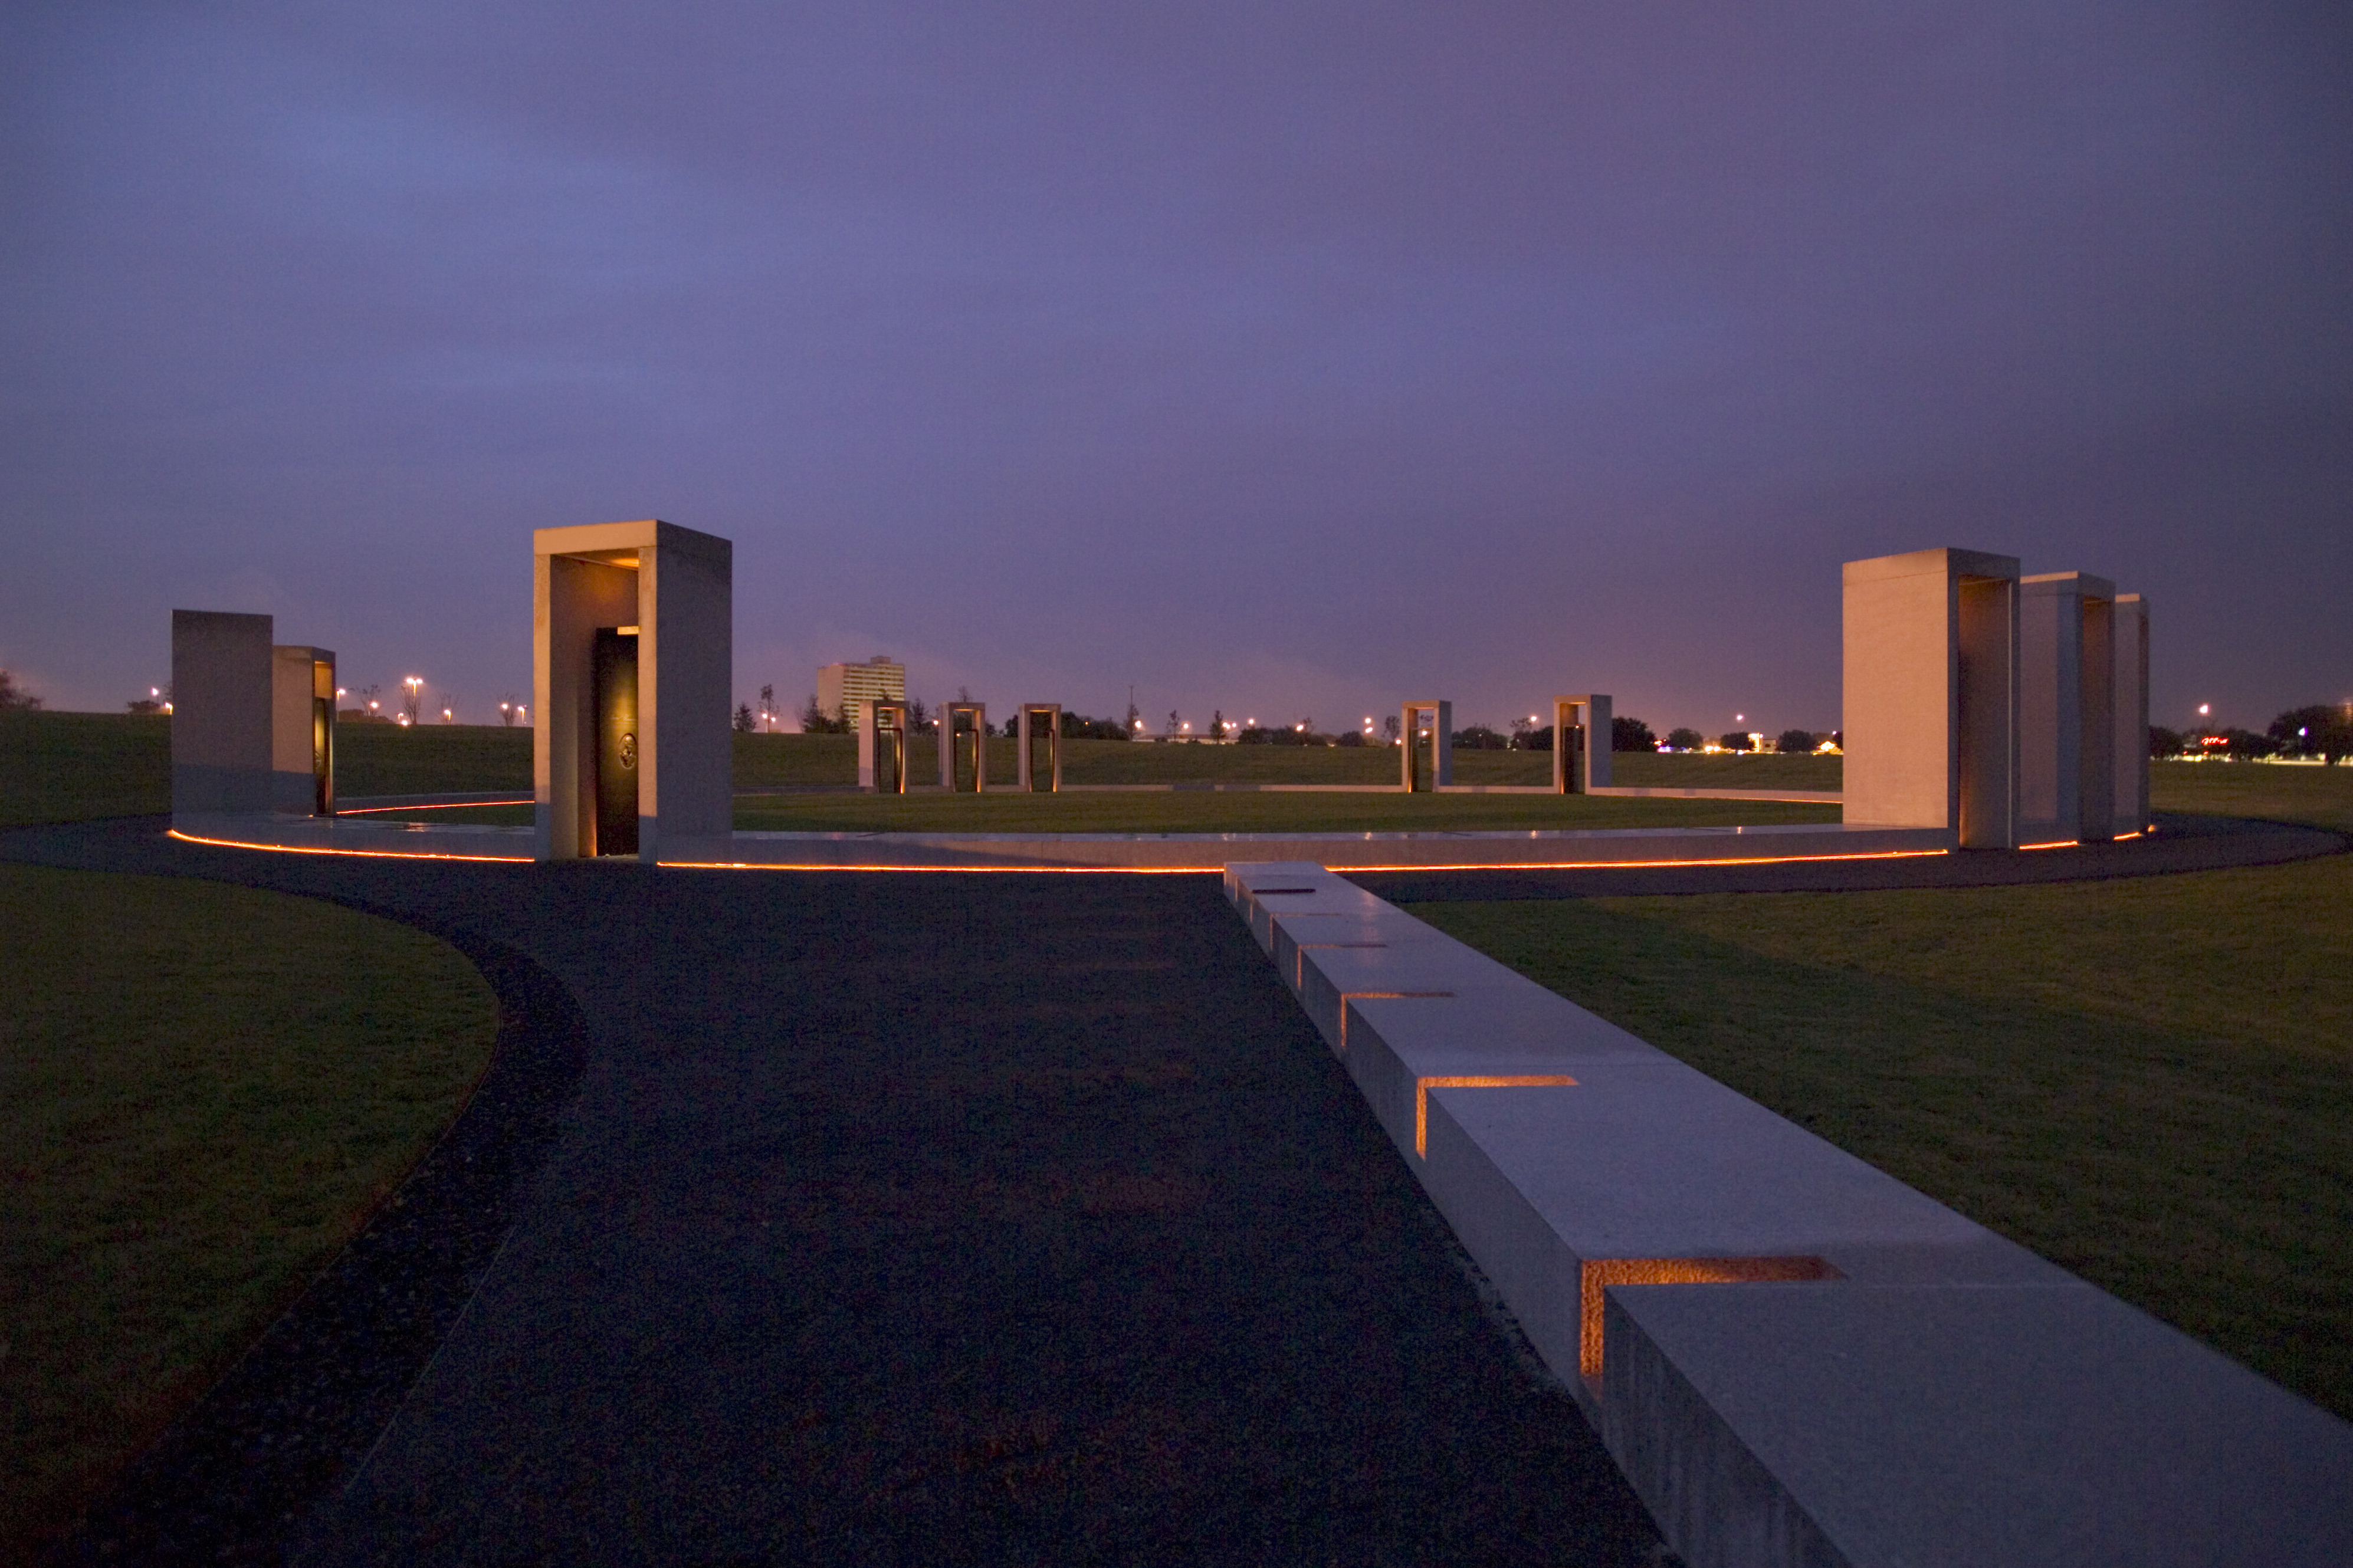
[593, 628, 639, 856]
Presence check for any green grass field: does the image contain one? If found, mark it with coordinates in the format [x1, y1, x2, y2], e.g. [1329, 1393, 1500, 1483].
[729, 790, 1835, 834]
[735, 732, 1842, 791]
[2, 714, 1836, 831]
[0, 718, 503, 1560]
[1410, 763, 2353, 1419]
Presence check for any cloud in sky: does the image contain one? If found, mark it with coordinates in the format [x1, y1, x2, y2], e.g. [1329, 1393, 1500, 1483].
[4, 1, 2347, 735]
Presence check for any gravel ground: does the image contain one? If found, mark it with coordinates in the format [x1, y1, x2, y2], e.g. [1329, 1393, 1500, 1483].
[8, 819, 1671, 1566]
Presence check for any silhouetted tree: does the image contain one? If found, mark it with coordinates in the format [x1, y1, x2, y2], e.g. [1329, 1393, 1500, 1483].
[799, 693, 852, 734]
[1718, 731, 1754, 752]
[0, 670, 43, 711]
[1612, 715, 1656, 752]
[733, 703, 757, 733]
[1777, 728, 1817, 754]
[2269, 705, 2353, 763]
[1454, 725, 1508, 750]
[1665, 727, 1705, 751]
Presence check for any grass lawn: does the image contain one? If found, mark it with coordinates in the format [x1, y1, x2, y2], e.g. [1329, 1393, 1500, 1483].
[730, 790, 1836, 834]
[0, 712, 172, 827]
[1408, 762, 2353, 1419]
[4, 714, 1837, 826]
[0, 721, 504, 1560]
[737, 732, 1843, 791]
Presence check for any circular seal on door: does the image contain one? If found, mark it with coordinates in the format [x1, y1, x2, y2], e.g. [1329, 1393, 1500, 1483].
[620, 732, 637, 769]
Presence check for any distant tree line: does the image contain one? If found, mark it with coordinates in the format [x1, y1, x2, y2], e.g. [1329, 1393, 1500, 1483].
[2152, 705, 2353, 764]
[1505, 716, 1660, 752]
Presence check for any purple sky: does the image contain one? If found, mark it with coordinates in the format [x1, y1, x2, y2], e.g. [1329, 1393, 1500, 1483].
[5, 2, 2347, 738]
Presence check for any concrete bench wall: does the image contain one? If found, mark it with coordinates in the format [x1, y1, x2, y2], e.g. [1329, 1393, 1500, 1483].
[1224, 861, 2353, 1568]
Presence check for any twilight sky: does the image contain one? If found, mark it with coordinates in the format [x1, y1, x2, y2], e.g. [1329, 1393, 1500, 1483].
[5, 2, 2347, 737]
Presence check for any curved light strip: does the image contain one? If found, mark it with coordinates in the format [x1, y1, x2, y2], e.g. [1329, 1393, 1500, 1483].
[169, 831, 1953, 876]
[168, 829, 535, 863]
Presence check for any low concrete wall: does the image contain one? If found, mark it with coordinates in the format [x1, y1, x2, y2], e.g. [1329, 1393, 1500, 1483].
[1224, 862, 2353, 1567]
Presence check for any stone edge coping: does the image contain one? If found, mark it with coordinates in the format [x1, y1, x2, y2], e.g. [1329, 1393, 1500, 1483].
[1222, 860, 2353, 1568]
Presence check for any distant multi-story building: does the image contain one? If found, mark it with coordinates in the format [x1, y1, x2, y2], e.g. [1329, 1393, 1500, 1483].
[815, 656, 905, 732]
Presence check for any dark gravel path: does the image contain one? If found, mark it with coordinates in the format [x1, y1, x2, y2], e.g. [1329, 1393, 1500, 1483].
[8, 819, 1666, 1567]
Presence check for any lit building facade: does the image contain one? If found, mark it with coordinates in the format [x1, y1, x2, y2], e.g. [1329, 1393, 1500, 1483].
[816, 657, 905, 732]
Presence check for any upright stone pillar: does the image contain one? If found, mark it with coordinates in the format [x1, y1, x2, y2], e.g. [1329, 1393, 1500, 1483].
[1842, 548, 2020, 847]
[271, 645, 337, 815]
[2111, 594, 2151, 837]
[533, 520, 733, 863]
[1401, 701, 1453, 791]
[2020, 573, 2117, 845]
[1552, 695, 1613, 793]
[171, 610, 275, 818]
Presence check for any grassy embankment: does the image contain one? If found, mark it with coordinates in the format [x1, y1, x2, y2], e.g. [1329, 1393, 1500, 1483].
[0, 711, 501, 1561]
[1410, 761, 2353, 1420]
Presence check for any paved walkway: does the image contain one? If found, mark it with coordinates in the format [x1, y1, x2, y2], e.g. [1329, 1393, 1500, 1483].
[11, 820, 1664, 1566]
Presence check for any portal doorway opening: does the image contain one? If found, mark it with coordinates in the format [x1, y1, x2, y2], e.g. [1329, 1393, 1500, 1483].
[1551, 695, 1612, 794]
[1400, 701, 1452, 793]
[310, 658, 335, 815]
[940, 702, 988, 793]
[593, 626, 640, 856]
[863, 699, 911, 793]
[1018, 704, 1062, 792]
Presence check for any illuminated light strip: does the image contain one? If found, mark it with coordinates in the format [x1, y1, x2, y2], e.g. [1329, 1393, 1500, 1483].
[170, 838, 1961, 876]
[336, 798, 534, 816]
[2017, 840, 2080, 851]
[1578, 1256, 1839, 1387]
[168, 829, 535, 863]
[1294, 941, 1387, 989]
[661, 847, 1955, 875]
[1416, 1075, 1577, 1158]
[1337, 991, 1453, 1056]
[655, 860, 1213, 873]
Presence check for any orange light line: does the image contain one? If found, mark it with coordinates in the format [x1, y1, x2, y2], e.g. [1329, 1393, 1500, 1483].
[2017, 839, 2079, 850]
[1417, 1075, 1577, 1156]
[166, 837, 1958, 876]
[1578, 1256, 1838, 1385]
[664, 847, 1954, 875]
[168, 829, 535, 863]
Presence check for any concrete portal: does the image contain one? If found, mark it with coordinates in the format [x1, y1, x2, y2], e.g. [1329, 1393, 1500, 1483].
[271, 646, 337, 816]
[172, 610, 276, 816]
[173, 613, 340, 820]
[859, 699, 912, 793]
[939, 702, 987, 792]
[533, 521, 733, 863]
[1017, 704, 1062, 792]
[1551, 695, 1613, 794]
[2111, 594, 2151, 837]
[1842, 548, 2020, 848]
[2020, 573, 2118, 846]
[1401, 701, 1453, 792]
